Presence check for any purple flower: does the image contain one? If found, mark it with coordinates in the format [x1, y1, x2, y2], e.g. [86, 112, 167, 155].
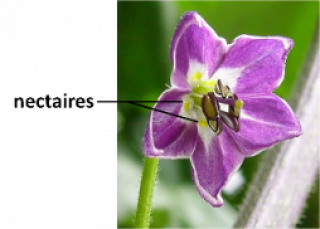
[143, 12, 302, 207]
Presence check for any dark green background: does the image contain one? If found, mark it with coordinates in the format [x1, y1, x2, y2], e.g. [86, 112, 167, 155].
[118, 1, 319, 228]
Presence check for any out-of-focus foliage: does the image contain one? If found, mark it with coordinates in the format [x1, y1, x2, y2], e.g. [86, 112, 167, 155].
[117, 2, 319, 228]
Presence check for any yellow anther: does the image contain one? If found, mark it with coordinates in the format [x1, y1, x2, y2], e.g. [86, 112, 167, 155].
[192, 72, 202, 81]
[235, 100, 244, 109]
[198, 120, 208, 127]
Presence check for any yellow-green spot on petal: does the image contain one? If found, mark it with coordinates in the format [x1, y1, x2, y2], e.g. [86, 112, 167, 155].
[198, 120, 208, 127]
[184, 101, 190, 111]
[192, 86, 210, 95]
[235, 100, 244, 109]
[191, 95, 202, 107]
[206, 79, 216, 87]
[192, 72, 202, 81]
[198, 80, 216, 89]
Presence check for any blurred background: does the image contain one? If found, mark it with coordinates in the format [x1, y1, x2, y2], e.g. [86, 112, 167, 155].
[118, 1, 318, 228]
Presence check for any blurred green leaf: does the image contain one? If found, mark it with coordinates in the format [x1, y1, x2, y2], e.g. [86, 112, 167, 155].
[118, 1, 170, 102]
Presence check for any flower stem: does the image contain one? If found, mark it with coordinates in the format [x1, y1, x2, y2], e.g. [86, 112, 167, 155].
[135, 157, 159, 228]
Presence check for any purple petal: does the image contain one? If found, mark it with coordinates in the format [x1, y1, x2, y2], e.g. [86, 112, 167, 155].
[143, 88, 197, 158]
[170, 12, 227, 90]
[218, 35, 293, 95]
[226, 93, 302, 157]
[190, 131, 244, 207]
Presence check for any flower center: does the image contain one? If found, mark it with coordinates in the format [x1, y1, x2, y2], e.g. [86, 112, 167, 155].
[184, 72, 243, 135]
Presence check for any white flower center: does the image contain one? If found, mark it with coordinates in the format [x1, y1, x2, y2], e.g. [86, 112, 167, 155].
[180, 69, 243, 140]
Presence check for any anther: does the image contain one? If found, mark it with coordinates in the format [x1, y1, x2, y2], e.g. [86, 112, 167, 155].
[215, 79, 233, 98]
[201, 80, 243, 134]
[201, 92, 219, 120]
[208, 118, 223, 135]
[220, 111, 240, 132]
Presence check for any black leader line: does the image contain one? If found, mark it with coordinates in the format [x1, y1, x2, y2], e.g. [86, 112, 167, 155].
[97, 100, 183, 103]
[127, 102, 198, 123]
[97, 100, 198, 123]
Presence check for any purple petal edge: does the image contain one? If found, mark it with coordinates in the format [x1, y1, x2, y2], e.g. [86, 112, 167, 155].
[143, 88, 197, 159]
[190, 132, 244, 207]
[227, 93, 302, 157]
[219, 35, 293, 95]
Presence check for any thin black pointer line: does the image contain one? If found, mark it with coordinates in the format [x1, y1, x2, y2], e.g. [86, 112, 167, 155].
[97, 100, 183, 103]
[128, 102, 198, 123]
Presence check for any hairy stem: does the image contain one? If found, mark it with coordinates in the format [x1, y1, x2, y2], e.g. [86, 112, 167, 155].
[233, 23, 319, 228]
[135, 157, 159, 228]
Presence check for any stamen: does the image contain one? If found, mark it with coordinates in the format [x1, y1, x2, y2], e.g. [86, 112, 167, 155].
[215, 79, 231, 98]
[219, 111, 240, 132]
[229, 106, 240, 118]
[202, 92, 219, 119]
[199, 79, 243, 134]
[235, 100, 243, 109]
[208, 118, 223, 135]
[216, 97, 238, 107]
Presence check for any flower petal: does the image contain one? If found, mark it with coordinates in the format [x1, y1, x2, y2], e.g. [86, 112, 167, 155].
[143, 88, 197, 158]
[226, 93, 302, 157]
[190, 131, 244, 207]
[214, 35, 293, 95]
[170, 12, 227, 90]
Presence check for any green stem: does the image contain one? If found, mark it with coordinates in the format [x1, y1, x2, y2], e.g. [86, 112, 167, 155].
[135, 157, 159, 228]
